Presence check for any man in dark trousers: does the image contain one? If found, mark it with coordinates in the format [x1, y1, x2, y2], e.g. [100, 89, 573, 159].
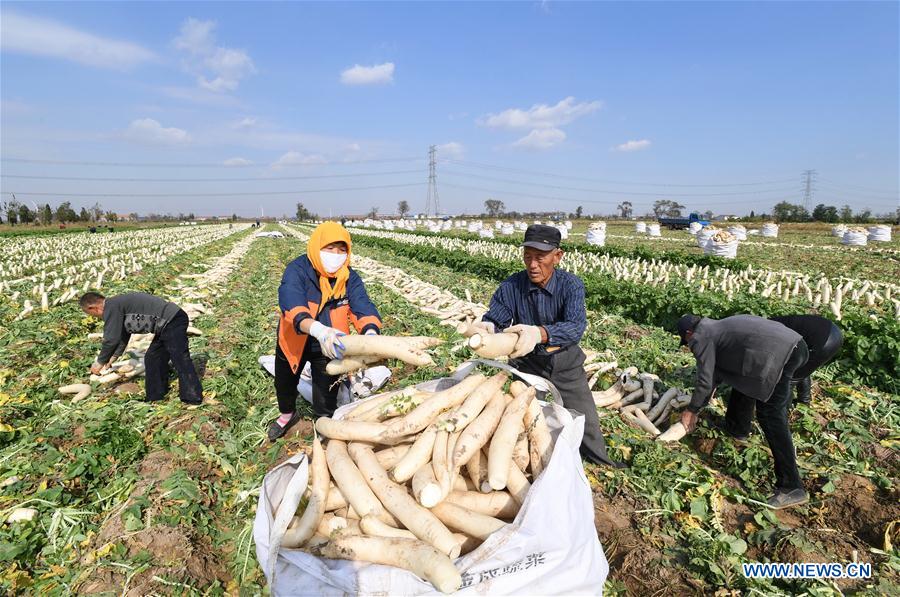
[79, 292, 203, 405]
[476, 224, 623, 468]
[677, 314, 809, 509]
[769, 315, 843, 404]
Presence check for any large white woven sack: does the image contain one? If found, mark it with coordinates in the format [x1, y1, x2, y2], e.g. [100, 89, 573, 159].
[253, 388, 608, 596]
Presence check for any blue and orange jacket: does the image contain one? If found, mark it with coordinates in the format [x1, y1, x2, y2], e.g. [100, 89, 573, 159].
[278, 255, 382, 373]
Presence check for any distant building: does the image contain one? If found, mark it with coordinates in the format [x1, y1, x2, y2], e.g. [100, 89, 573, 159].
[713, 214, 738, 222]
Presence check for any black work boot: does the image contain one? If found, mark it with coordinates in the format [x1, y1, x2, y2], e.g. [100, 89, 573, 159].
[794, 377, 812, 405]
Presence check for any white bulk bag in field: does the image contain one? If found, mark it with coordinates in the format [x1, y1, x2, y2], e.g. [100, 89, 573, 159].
[646, 223, 661, 237]
[868, 225, 892, 242]
[586, 223, 606, 246]
[696, 227, 716, 248]
[564, 220, 573, 230]
[832, 224, 848, 238]
[634, 221, 646, 233]
[688, 221, 702, 235]
[253, 387, 608, 596]
[760, 223, 779, 238]
[842, 228, 868, 246]
[478, 227, 495, 239]
[727, 225, 747, 241]
[501, 224, 515, 236]
[704, 238, 738, 259]
[555, 225, 569, 240]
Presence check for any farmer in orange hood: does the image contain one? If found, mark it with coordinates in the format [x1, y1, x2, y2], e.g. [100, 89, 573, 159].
[269, 222, 382, 440]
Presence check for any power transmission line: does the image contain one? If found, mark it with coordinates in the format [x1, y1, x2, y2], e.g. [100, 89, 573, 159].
[0, 169, 423, 183]
[441, 170, 798, 197]
[1, 156, 421, 168]
[4, 182, 425, 199]
[442, 158, 798, 187]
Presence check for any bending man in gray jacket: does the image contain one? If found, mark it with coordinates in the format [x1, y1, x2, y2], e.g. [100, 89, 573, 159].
[80, 292, 203, 405]
[677, 314, 809, 509]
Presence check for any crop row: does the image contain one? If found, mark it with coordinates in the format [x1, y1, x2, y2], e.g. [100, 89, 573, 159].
[1, 224, 250, 318]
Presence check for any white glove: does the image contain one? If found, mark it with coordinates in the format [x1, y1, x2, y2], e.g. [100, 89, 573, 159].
[309, 321, 346, 360]
[364, 328, 379, 336]
[504, 324, 543, 359]
[472, 319, 496, 334]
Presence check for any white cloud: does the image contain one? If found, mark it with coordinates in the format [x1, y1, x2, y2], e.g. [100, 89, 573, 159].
[340, 62, 395, 86]
[272, 151, 327, 169]
[123, 118, 190, 145]
[233, 117, 258, 129]
[223, 157, 253, 166]
[436, 142, 464, 158]
[479, 96, 601, 130]
[172, 18, 255, 93]
[512, 128, 566, 150]
[173, 17, 215, 55]
[1, 10, 155, 70]
[614, 139, 652, 152]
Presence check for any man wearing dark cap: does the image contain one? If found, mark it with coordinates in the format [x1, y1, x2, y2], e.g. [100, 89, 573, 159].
[677, 314, 810, 509]
[475, 224, 622, 468]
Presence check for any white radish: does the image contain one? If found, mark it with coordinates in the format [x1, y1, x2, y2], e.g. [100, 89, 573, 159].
[430, 501, 507, 541]
[340, 335, 434, 366]
[383, 374, 486, 439]
[657, 422, 688, 442]
[467, 332, 518, 358]
[347, 443, 460, 558]
[58, 383, 91, 401]
[523, 397, 553, 478]
[321, 536, 462, 594]
[488, 387, 535, 490]
[445, 490, 519, 519]
[453, 390, 508, 469]
[437, 372, 507, 433]
[390, 425, 438, 483]
[282, 437, 329, 548]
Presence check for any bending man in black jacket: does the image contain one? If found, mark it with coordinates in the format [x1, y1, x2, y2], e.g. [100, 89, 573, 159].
[770, 315, 843, 404]
[80, 292, 203, 405]
[677, 314, 809, 509]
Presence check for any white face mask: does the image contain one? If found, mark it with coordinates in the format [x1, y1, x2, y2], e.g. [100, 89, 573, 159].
[320, 251, 347, 273]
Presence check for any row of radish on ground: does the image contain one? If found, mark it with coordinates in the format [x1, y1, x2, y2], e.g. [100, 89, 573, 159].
[0, 224, 251, 320]
[313, 225, 900, 321]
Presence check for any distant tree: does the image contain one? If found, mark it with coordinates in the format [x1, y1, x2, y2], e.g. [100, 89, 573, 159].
[79, 207, 91, 222]
[575, 205, 583, 218]
[701, 210, 714, 221]
[128, 212, 140, 222]
[105, 211, 118, 222]
[231, 213, 238, 221]
[749, 210, 755, 218]
[296, 202, 314, 221]
[89, 202, 103, 222]
[3, 200, 19, 225]
[39, 204, 53, 225]
[17, 203, 35, 224]
[839, 204, 854, 223]
[367, 206, 379, 219]
[187, 212, 195, 220]
[484, 199, 505, 217]
[652, 199, 686, 218]
[771, 201, 809, 222]
[853, 208, 872, 224]
[56, 201, 78, 223]
[812, 203, 839, 223]
[397, 200, 410, 218]
[616, 201, 633, 219]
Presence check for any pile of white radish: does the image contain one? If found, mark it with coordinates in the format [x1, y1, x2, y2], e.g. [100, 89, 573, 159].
[462, 328, 690, 442]
[273, 372, 554, 593]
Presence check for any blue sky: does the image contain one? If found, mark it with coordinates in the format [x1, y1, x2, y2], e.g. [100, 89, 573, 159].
[1, 1, 897, 217]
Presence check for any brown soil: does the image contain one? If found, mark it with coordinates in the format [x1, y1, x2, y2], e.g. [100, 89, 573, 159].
[822, 473, 900, 548]
[114, 382, 143, 395]
[80, 526, 226, 595]
[622, 325, 650, 341]
[774, 527, 872, 592]
[592, 483, 697, 595]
